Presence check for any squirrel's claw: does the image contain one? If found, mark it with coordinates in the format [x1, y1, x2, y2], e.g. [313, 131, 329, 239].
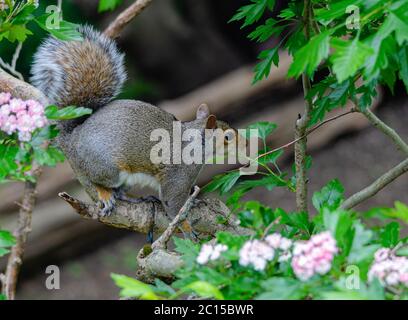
[98, 198, 116, 217]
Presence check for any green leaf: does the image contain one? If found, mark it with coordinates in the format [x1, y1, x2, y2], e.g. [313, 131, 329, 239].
[364, 35, 397, 82]
[279, 210, 313, 234]
[248, 19, 285, 43]
[0, 230, 16, 247]
[173, 237, 200, 267]
[348, 222, 379, 264]
[246, 121, 277, 141]
[315, 0, 364, 25]
[330, 37, 374, 83]
[258, 149, 284, 166]
[111, 273, 158, 299]
[35, 15, 83, 41]
[98, 0, 123, 12]
[312, 179, 344, 212]
[323, 208, 353, 244]
[0, 294, 5, 300]
[288, 32, 331, 78]
[33, 145, 65, 167]
[5, 24, 33, 42]
[45, 105, 92, 120]
[253, 47, 280, 83]
[365, 201, 408, 224]
[380, 222, 400, 248]
[229, 0, 276, 28]
[397, 47, 408, 92]
[202, 171, 241, 195]
[185, 281, 224, 300]
[257, 277, 305, 300]
[153, 279, 176, 297]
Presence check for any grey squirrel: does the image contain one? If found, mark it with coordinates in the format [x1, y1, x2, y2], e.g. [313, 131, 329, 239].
[30, 25, 240, 220]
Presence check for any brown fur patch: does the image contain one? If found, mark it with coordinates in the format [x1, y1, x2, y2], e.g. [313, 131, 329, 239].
[95, 185, 113, 202]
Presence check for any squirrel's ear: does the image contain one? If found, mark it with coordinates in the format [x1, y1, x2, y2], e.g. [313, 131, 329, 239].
[206, 115, 217, 129]
[196, 103, 210, 120]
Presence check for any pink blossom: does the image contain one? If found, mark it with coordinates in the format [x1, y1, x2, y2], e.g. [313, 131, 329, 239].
[0, 92, 11, 105]
[239, 240, 275, 271]
[291, 231, 338, 281]
[368, 248, 408, 288]
[0, 92, 48, 142]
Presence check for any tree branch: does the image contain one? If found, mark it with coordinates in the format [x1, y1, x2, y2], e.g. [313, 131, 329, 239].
[152, 186, 201, 250]
[359, 107, 408, 156]
[103, 0, 153, 39]
[341, 158, 408, 210]
[1, 166, 41, 300]
[0, 67, 48, 105]
[294, 0, 313, 213]
[58, 192, 243, 236]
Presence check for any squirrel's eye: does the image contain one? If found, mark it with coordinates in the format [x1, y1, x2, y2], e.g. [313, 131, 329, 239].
[224, 130, 235, 142]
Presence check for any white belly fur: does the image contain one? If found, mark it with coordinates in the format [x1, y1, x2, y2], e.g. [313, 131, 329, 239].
[118, 171, 161, 192]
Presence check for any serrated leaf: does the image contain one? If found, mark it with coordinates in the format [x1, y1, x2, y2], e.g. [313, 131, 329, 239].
[246, 121, 277, 140]
[348, 222, 379, 264]
[229, 0, 276, 28]
[248, 18, 284, 43]
[312, 179, 344, 212]
[380, 222, 400, 248]
[330, 37, 374, 83]
[288, 32, 331, 78]
[5, 24, 33, 42]
[253, 47, 280, 83]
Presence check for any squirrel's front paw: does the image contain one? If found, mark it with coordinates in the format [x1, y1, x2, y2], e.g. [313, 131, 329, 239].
[98, 198, 116, 217]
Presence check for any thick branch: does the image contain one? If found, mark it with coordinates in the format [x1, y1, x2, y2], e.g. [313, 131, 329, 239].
[341, 158, 408, 210]
[103, 0, 153, 39]
[1, 167, 41, 300]
[58, 192, 243, 236]
[0, 68, 48, 105]
[360, 107, 408, 156]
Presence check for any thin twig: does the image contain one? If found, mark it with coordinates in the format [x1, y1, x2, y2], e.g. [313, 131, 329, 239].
[256, 108, 357, 160]
[152, 186, 201, 250]
[0, 45, 24, 81]
[103, 0, 153, 39]
[359, 107, 408, 156]
[1, 166, 41, 300]
[341, 158, 408, 210]
[11, 42, 22, 71]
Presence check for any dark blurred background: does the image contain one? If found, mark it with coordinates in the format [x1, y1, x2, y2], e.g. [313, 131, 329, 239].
[0, 0, 407, 299]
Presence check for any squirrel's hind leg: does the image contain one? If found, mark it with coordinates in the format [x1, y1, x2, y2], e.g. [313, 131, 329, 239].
[95, 185, 116, 217]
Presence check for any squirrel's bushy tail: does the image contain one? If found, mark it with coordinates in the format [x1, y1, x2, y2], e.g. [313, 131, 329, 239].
[31, 25, 126, 110]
